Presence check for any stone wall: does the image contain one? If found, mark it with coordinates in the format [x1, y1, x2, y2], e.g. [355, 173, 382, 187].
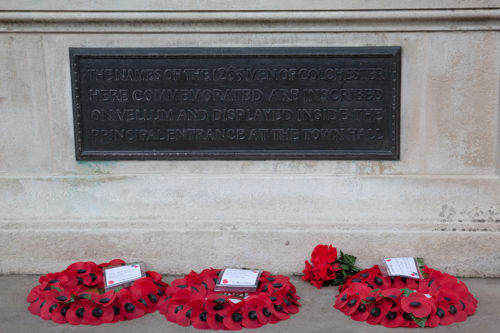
[1, 1, 499, 276]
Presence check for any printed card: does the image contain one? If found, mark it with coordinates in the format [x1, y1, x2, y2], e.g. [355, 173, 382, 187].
[214, 268, 262, 292]
[103, 263, 145, 289]
[383, 257, 422, 279]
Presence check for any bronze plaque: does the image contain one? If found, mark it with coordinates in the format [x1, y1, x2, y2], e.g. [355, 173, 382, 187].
[70, 47, 400, 160]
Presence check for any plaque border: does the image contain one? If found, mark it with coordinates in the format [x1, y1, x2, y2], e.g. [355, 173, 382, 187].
[70, 47, 401, 160]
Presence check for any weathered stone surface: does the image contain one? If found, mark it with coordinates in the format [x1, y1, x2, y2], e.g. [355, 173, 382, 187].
[0, 3, 499, 276]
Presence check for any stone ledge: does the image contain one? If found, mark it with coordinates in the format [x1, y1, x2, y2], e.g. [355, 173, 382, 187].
[1, 9, 499, 33]
[3, 0, 499, 11]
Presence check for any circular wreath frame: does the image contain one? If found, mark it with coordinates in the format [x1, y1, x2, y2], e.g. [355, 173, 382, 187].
[159, 268, 301, 330]
[27, 259, 169, 325]
[334, 265, 477, 328]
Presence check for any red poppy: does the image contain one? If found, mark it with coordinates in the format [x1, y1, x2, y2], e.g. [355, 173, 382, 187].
[39, 295, 59, 321]
[27, 282, 49, 303]
[39, 272, 69, 287]
[223, 301, 246, 330]
[311, 244, 337, 264]
[28, 291, 47, 316]
[206, 294, 231, 316]
[98, 259, 126, 268]
[51, 304, 70, 324]
[365, 274, 392, 289]
[90, 289, 117, 306]
[401, 292, 433, 318]
[350, 301, 371, 322]
[435, 300, 468, 325]
[191, 306, 211, 330]
[366, 298, 392, 325]
[130, 278, 160, 313]
[117, 289, 146, 320]
[65, 299, 90, 325]
[241, 296, 268, 329]
[83, 302, 115, 325]
[378, 309, 406, 328]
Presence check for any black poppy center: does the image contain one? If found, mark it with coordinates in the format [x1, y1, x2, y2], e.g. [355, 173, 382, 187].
[410, 301, 421, 307]
[366, 297, 377, 301]
[76, 308, 85, 317]
[263, 308, 272, 317]
[186, 309, 192, 318]
[77, 269, 86, 274]
[444, 297, 451, 302]
[40, 301, 46, 309]
[273, 283, 283, 288]
[125, 303, 135, 312]
[267, 277, 275, 282]
[213, 304, 224, 311]
[232, 312, 243, 322]
[360, 273, 370, 278]
[403, 312, 413, 320]
[138, 299, 147, 307]
[99, 297, 110, 303]
[175, 305, 184, 313]
[49, 279, 59, 284]
[177, 284, 187, 289]
[357, 304, 366, 313]
[248, 310, 258, 320]
[56, 295, 67, 302]
[61, 306, 69, 316]
[157, 290, 164, 296]
[76, 277, 83, 285]
[215, 298, 226, 303]
[270, 296, 277, 302]
[347, 299, 357, 307]
[113, 305, 120, 315]
[49, 304, 58, 313]
[92, 307, 103, 317]
[386, 311, 397, 320]
[449, 305, 457, 314]
[90, 273, 97, 282]
[374, 277, 384, 286]
[341, 294, 347, 301]
[436, 308, 445, 318]
[351, 278, 362, 283]
[370, 307, 381, 317]
[216, 314, 224, 322]
[199, 311, 207, 321]
[274, 304, 284, 312]
[148, 294, 158, 302]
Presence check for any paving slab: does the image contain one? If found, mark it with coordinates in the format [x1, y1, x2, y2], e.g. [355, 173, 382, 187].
[1, 275, 498, 333]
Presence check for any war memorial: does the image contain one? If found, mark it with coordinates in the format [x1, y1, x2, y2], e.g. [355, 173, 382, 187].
[0, 1, 499, 331]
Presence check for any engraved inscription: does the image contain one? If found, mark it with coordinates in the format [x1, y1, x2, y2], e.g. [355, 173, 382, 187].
[71, 47, 401, 160]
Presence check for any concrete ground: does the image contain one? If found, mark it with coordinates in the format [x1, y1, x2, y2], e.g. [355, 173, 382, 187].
[2, 275, 498, 333]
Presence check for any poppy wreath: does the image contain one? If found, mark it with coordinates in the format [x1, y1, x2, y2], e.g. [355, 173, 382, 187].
[26, 259, 170, 325]
[159, 268, 301, 330]
[302, 244, 361, 288]
[334, 265, 478, 328]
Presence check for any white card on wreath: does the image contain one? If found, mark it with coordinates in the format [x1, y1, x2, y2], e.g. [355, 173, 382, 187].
[214, 268, 262, 292]
[104, 263, 144, 288]
[383, 257, 422, 279]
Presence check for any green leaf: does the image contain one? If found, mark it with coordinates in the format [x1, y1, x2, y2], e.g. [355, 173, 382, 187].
[50, 286, 63, 292]
[79, 294, 92, 300]
[114, 287, 123, 293]
[411, 314, 428, 329]
[400, 288, 415, 297]
[371, 288, 380, 294]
